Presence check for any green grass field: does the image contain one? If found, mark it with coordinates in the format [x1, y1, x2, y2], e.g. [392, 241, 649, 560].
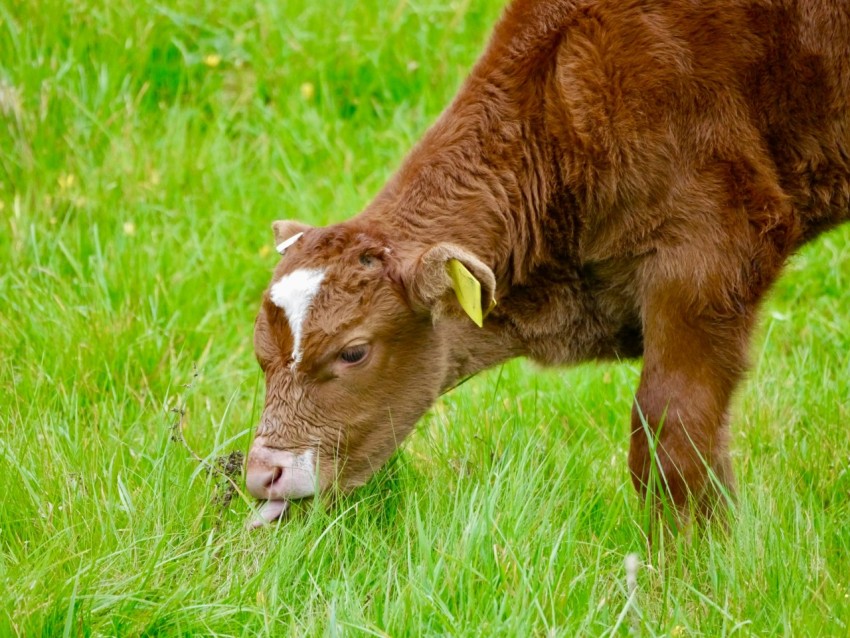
[2, 0, 849, 635]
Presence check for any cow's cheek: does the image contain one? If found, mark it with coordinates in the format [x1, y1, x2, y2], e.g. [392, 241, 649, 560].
[342, 394, 435, 487]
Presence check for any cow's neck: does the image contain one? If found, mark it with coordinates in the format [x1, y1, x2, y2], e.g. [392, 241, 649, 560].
[435, 315, 526, 393]
[357, 24, 591, 388]
[361, 46, 565, 291]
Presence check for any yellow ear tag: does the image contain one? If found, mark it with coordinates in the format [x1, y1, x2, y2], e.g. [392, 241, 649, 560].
[446, 259, 496, 328]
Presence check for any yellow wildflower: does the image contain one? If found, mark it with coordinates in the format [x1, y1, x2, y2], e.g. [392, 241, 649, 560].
[300, 82, 315, 100]
[58, 173, 75, 191]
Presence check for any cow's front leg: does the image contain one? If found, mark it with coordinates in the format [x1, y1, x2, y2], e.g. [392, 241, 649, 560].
[628, 278, 754, 527]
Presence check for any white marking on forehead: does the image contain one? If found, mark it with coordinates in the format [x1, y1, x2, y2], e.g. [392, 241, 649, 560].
[270, 267, 326, 363]
[276, 231, 304, 255]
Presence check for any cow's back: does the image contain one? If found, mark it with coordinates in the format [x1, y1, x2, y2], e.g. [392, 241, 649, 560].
[742, 0, 850, 239]
[542, 0, 850, 261]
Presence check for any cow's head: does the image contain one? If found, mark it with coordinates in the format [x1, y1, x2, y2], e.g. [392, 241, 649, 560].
[245, 220, 496, 523]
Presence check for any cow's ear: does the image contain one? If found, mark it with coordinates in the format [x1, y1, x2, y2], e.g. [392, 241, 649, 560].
[407, 243, 497, 327]
[272, 220, 312, 254]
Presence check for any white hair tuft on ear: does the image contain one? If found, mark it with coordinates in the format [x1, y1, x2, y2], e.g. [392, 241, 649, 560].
[276, 232, 304, 255]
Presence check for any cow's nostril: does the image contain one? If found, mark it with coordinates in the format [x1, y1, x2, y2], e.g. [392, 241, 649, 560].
[246, 464, 283, 499]
[266, 466, 283, 488]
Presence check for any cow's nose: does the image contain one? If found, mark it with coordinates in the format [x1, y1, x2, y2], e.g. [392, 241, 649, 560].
[245, 440, 318, 500]
[245, 464, 283, 499]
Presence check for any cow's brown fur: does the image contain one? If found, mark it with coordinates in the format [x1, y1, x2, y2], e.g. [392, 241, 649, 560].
[249, 0, 850, 521]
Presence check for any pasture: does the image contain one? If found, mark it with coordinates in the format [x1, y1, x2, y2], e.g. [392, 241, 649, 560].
[1, 0, 849, 634]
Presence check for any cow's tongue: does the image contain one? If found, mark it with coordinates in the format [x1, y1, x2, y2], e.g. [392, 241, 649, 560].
[246, 499, 290, 530]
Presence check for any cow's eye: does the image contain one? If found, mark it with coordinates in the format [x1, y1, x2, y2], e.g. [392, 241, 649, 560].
[339, 345, 368, 364]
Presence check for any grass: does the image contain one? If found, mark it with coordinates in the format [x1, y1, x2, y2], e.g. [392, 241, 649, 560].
[1, 0, 849, 635]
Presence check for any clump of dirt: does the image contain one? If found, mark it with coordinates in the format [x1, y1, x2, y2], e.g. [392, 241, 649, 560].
[167, 366, 250, 523]
[209, 450, 245, 511]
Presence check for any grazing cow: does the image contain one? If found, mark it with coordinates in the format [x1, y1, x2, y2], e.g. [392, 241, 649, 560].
[245, 0, 850, 527]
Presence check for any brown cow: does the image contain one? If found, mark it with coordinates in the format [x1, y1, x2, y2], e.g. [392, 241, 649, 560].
[245, 0, 850, 528]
